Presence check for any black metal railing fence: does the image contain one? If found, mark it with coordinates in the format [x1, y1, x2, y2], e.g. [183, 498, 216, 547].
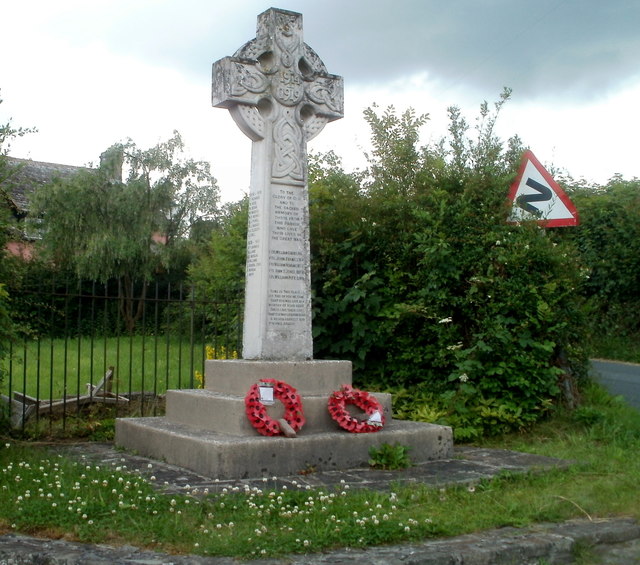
[1, 278, 242, 433]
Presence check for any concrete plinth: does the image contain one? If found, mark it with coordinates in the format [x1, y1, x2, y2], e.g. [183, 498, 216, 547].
[165, 389, 393, 435]
[205, 360, 353, 396]
[116, 359, 454, 479]
[115, 417, 453, 479]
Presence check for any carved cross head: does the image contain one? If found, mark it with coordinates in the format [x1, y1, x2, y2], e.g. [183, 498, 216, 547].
[212, 8, 344, 149]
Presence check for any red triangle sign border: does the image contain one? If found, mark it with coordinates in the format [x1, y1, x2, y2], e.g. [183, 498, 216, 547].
[508, 150, 579, 227]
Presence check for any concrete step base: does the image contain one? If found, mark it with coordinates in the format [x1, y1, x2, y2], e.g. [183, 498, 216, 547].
[205, 359, 354, 396]
[165, 389, 393, 435]
[115, 417, 453, 480]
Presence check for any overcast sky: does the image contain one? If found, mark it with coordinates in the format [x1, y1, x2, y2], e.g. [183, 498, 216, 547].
[2, 0, 639, 202]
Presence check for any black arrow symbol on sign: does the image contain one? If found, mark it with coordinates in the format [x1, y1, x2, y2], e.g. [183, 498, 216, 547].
[516, 177, 552, 217]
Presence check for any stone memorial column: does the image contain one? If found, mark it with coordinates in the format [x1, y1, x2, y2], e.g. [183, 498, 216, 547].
[212, 8, 343, 360]
[116, 8, 453, 479]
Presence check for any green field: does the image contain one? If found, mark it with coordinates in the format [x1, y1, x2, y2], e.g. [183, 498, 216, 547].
[1, 335, 237, 400]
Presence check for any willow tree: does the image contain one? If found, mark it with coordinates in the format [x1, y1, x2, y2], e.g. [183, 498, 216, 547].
[31, 132, 219, 333]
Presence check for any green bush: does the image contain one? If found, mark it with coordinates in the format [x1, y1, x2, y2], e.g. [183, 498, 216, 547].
[310, 92, 588, 437]
[0, 284, 15, 426]
[191, 91, 589, 438]
[564, 177, 640, 338]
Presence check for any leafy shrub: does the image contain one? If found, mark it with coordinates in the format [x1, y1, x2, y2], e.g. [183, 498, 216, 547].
[563, 177, 640, 338]
[310, 92, 588, 437]
[368, 443, 412, 470]
[191, 91, 589, 438]
[0, 283, 15, 387]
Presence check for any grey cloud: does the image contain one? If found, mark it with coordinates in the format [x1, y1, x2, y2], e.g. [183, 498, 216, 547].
[300, 0, 640, 100]
[47, 0, 640, 101]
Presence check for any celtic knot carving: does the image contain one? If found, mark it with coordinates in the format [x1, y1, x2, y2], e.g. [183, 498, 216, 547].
[273, 111, 303, 181]
[212, 8, 343, 184]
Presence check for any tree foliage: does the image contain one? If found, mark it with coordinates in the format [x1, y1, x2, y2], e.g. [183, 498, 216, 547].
[193, 89, 589, 438]
[563, 175, 640, 336]
[31, 132, 219, 332]
[309, 89, 587, 438]
[0, 91, 35, 391]
[189, 198, 248, 301]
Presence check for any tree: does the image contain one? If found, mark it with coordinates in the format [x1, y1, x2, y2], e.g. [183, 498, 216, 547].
[31, 132, 219, 332]
[188, 198, 248, 301]
[0, 91, 35, 393]
[564, 176, 640, 336]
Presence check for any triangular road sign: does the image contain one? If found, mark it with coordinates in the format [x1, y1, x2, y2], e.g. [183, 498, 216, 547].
[507, 150, 579, 227]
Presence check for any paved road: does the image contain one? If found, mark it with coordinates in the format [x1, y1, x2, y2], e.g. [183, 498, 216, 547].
[590, 359, 640, 410]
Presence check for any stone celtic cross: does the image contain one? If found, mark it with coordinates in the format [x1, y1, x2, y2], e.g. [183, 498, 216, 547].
[212, 8, 343, 360]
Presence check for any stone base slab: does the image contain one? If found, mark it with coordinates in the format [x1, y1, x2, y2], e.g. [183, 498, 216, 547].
[115, 417, 453, 479]
[205, 359, 352, 396]
[166, 389, 392, 436]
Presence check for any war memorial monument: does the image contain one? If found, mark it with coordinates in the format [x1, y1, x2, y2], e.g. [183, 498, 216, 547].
[116, 8, 453, 479]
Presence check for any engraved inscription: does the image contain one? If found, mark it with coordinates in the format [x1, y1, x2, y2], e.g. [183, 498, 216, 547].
[268, 288, 307, 326]
[246, 190, 261, 278]
[270, 186, 303, 243]
[274, 69, 303, 106]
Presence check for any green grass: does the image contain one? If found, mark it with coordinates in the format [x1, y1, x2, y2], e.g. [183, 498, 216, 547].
[587, 332, 640, 363]
[1, 336, 237, 399]
[1, 381, 639, 559]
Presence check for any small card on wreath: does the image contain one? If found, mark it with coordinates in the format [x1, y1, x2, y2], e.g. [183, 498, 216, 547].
[258, 381, 274, 405]
[367, 411, 383, 427]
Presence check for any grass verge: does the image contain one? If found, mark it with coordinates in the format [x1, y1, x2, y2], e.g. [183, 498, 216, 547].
[0, 381, 639, 559]
[586, 330, 640, 364]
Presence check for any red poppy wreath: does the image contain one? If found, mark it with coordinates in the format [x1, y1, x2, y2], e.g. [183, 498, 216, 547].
[328, 384, 385, 433]
[244, 378, 306, 437]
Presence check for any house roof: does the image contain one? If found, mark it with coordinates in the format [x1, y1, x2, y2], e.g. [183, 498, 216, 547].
[1, 156, 88, 215]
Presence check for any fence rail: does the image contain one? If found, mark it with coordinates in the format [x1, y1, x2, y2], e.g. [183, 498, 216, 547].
[1, 279, 242, 432]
